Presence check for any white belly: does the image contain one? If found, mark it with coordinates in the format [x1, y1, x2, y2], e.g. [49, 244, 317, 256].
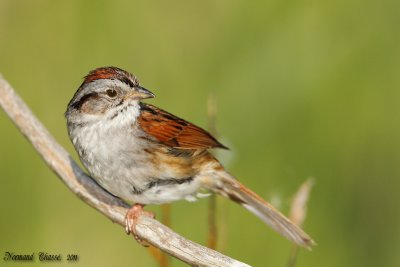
[69, 107, 202, 204]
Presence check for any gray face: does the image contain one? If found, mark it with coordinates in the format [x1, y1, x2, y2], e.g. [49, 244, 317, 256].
[69, 79, 133, 115]
[66, 78, 154, 123]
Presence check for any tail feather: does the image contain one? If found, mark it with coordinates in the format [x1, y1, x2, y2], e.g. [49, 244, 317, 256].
[215, 173, 315, 248]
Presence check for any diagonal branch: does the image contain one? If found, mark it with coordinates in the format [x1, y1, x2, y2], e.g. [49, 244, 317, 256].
[0, 75, 251, 267]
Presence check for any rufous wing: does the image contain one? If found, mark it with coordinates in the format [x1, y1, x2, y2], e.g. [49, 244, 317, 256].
[138, 103, 227, 150]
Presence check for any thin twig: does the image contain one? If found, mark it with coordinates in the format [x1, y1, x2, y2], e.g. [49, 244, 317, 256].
[147, 205, 172, 267]
[0, 74, 251, 267]
[207, 194, 218, 249]
[207, 94, 218, 250]
[160, 204, 171, 267]
[285, 178, 314, 267]
[148, 245, 169, 267]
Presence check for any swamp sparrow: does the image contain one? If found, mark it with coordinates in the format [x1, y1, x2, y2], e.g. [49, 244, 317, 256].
[65, 67, 314, 247]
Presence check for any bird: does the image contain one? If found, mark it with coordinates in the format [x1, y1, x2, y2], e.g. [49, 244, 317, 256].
[65, 66, 314, 248]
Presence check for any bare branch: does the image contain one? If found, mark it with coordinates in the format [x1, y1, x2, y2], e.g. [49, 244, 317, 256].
[0, 75, 251, 267]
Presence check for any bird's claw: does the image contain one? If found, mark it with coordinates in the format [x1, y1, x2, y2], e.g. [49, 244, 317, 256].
[125, 204, 155, 246]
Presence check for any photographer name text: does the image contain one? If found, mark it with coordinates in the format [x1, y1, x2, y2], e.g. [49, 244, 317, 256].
[3, 251, 79, 262]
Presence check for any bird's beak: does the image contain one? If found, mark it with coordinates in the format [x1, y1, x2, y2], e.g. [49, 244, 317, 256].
[125, 86, 155, 100]
[136, 86, 155, 99]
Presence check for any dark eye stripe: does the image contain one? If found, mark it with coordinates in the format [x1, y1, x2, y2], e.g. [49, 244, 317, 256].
[71, 92, 98, 110]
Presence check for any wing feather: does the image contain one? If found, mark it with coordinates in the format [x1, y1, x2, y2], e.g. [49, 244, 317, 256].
[138, 103, 227, 150]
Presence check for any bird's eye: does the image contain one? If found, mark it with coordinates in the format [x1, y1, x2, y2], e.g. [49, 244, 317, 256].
[106, 89, 117, 98]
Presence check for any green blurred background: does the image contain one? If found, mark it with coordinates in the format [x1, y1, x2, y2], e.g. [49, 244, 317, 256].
[1, 1, 399, 266]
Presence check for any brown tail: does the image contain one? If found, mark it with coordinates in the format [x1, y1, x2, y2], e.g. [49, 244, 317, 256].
[213, 173, 315, 248]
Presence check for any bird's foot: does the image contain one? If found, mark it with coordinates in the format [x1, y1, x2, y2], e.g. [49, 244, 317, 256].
[125, 203, 155, 246]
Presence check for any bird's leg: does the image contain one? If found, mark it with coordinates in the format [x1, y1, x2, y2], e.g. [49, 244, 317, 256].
[125, 203, 155, 245]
